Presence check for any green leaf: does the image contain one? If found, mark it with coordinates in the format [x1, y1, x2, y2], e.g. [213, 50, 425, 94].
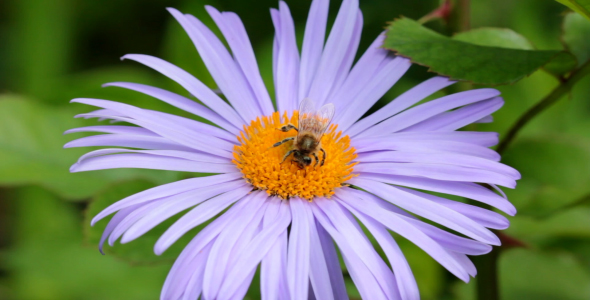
[452, 27, 577, 77]
[563, 11, 590, 66]
[508, 207, 590, 246]
[396, 237, 444, 299]
[2, 186, 169, 300]
[0, 95, 181, 200]
[454, 249, 590, 300]
[383, 18, 561, 85]
[85, 180, 213, 264]
[452, 28, 534, 50]
[501, 136, 590, 216]
[556, 0, 590, 21]
[543, 51, 579, 76]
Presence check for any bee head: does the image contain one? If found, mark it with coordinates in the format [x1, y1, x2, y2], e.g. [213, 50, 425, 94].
[302, 156, 312, 166]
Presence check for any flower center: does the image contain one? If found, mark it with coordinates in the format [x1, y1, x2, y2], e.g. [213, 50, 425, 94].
[232, 111, 357, 200]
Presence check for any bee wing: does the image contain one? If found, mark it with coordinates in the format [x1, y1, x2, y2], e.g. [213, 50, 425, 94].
[298, 97, 317, 118]
[316, 103, 335, 131]
[298, 98, 335, 136]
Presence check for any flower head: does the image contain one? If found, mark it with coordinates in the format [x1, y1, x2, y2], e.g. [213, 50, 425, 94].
[66, 0, 519, 299]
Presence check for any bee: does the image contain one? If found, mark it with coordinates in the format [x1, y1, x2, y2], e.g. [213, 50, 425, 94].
[272, 98, 335, 168]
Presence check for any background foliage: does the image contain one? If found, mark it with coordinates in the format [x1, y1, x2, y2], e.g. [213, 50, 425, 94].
[0, 0, 589, 299]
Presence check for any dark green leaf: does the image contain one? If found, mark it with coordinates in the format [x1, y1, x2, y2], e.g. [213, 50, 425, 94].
[0, 95, 181, 200]
[556, 0, 590, 21]
[563, 12, 590, 66]
[454, 249, 590, 300]
[452, 27, 577, 77]
[501, 136, 590, 216]
[396, 237, 444, 299]
[542, 51, 578, 76]
[508, 207, 590, 246]
[452, 28, 534, 50]
[85, 180, 213, 264]
[383, 18, 561, 85]
[4, 186, 169, 300]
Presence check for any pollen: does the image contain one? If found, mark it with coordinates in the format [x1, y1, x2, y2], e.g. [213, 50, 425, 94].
[232, 111, 357, 201]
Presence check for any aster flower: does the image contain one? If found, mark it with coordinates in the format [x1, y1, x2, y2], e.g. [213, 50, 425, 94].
[66, 0, 519, 299]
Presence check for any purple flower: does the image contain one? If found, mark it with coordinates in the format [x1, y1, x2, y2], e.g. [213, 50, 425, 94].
[66, 0, 519, 299]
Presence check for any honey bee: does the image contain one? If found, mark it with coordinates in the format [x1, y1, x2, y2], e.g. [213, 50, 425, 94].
[272, 98, 335, 168]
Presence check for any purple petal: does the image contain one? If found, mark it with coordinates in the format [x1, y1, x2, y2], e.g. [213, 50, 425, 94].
[271, 8, 280, 95]
[307, 0, 359, 105]
[203, 192, 268, 299]
[75, 97, 237, 143]
[398, 187, 510, 230]
[403, 217, 492, 255]
[475, 115, 494, 123]
[121, 53, 244, 127]
[162, 197, 253, 299]
[357, 173, 516, 215]
[98, 202, 145, 254]
[354, 190, 492, 256]
[287, 198, 312, 300]
[261, 231, 290, 300]
[325, 10, 363, 102]
[355, 162, 516, 188]
[349, 178, 500, 245]
[75, 148, 230, 165]
[335, 191, 470, 282]
[356, 151, 519, 179]
[353, 137, 501, 161]
[315, 198, 399, 299]
[310, 203, 391, 299]
[65, 134, 195, 152]
[65, 125, 156, 136]
[108, 200, 163, 246]
[316, 220, 349, 300]
[180, 250, 209, 300]
[335, 57, 411, 132]
[218, 198, 292, 299]
[154, 185, 252, 255]
[402, 97, 503, 132]
[451, 252, 477, 277]
[360, 88, 501, 137]
[308, 209, 335, 300]
[91, 173, 242, 225]
[298, 0, 329, 99]
[163, 240, 214, 300]
[227, 270, 258, 300]
[347, 76, 455, 137]
[168, 8, 263, 122]
[205, 6, 274, 116]
[273, 2, 300, 113]
[120, 180, 246, 243]
[329, 33, 384, 103]
[103, 82, 240, 134]
[369, 131, 500, 147]
[70, 153, 237, 174]
[71, 98, 235, 156]
[334, 190, 418, 300]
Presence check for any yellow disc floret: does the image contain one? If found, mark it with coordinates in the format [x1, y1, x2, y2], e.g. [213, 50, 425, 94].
[233, 111, 357, 200]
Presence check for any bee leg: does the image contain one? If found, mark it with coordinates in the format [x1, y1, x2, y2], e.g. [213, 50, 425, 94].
[320, 148, 326, 166]
[278, 124, 298, 132]
[281, 149, 297, 164]
[312, 152, 320, 167]
[272, 137, 295, 148]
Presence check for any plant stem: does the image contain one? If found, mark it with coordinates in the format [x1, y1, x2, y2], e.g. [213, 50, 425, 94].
[497, 59, 590, 154]
[474, 246, 499, 300]
[457, 0, 471, 31]
[449, 0, 471, 33]
[475, 59, 590, 300]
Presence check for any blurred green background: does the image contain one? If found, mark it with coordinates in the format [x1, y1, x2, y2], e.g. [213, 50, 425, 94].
[1, 0, 589, 299]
